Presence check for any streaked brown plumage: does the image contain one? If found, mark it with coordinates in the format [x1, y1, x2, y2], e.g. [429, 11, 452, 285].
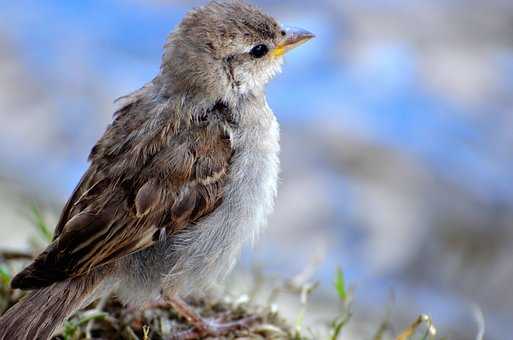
[12, 99, 233, 289]
[0, 1, 313, 339]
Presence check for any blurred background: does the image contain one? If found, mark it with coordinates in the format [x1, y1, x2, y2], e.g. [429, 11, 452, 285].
[0, 0, 512, 339]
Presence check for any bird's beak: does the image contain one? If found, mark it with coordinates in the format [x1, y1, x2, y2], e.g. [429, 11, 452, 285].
[272, 26, 315, 58]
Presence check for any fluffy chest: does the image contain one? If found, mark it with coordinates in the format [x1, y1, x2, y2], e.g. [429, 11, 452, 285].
[224, 114, 280, 240]
[160, 107, 280, 292]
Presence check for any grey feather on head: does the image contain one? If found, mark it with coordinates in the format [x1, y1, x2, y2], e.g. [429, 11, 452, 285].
[161, 0, 286, 103]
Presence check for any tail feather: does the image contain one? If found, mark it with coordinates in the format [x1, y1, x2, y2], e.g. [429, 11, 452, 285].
[0, 273, 103, 340]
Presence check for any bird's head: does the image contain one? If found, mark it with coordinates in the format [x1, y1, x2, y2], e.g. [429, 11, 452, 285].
[161, 0, 314, 104]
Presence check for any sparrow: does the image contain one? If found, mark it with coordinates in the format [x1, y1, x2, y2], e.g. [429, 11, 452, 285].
[0, 1, 314, 339]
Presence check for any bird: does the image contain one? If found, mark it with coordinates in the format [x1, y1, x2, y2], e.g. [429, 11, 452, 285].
[0, 1, 314, 339]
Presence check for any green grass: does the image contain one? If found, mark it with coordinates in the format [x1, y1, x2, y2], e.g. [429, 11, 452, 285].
[329, 267, 352, 340]
[30, 204, 53, 243]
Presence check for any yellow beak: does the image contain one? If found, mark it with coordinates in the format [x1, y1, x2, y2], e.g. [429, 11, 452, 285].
[272, 26, 315, 57]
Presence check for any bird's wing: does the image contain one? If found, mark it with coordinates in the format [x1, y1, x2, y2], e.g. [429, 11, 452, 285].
[11, 98, 234, 290]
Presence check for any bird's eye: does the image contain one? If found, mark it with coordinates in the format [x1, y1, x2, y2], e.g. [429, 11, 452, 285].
[250, 44, 269, 58]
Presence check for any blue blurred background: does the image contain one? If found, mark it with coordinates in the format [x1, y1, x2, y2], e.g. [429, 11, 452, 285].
[0, 0, 512, 339]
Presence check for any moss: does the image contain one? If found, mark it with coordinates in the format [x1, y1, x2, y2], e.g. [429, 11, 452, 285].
[59, 296, 293, 339]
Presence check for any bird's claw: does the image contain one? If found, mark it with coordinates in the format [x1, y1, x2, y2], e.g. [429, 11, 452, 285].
[169, 315, 260, 339]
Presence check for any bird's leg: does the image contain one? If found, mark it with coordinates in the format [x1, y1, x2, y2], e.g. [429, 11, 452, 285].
[166, 295, 210, 335]
[164, 295, 259, 339]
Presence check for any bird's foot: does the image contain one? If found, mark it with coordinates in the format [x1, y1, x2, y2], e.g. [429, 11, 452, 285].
[165, 295, 259, 339]
[170, 315, 259, 339]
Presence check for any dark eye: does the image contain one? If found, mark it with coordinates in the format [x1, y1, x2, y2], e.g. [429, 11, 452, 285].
[250, 44, 269, 58]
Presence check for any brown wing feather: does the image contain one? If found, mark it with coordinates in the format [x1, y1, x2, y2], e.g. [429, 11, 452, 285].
[52, 167, 96, 240]
[11, 98, 233, 290]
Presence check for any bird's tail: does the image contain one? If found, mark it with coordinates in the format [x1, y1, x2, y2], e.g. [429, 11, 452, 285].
[0, 273, 104, 340]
